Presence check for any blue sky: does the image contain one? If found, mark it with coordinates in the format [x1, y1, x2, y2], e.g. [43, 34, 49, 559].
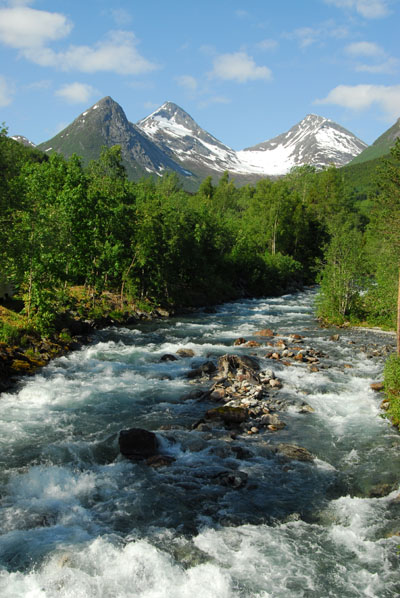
[0, 0, 399, 149]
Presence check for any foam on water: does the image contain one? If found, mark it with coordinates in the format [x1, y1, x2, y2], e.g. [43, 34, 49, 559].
[0, 289, 399, 597]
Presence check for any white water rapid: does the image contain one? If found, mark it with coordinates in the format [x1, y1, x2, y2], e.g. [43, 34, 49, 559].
[0, 289, 399, 597]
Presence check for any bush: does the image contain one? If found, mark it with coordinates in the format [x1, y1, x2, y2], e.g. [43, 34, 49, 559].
[384, 354, 400, 428]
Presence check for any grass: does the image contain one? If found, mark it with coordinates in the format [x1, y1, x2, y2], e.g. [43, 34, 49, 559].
[384, 354, 400, 428]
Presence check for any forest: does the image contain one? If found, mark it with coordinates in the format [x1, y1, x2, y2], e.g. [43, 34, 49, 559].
[1, 124, 400, 420]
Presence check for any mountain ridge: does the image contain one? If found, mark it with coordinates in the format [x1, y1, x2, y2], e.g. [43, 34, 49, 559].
[34, 96, 378, 187]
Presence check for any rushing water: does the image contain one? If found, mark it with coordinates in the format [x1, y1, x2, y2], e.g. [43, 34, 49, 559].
[0, 289, 399, 597]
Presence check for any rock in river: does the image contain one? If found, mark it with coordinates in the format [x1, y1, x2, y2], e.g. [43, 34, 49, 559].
[119, 428, 159, 460]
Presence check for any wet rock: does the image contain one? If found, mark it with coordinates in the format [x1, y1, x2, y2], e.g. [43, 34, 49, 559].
[180, 389, 209, 401]
[206, 406, 249, 424]
[233, 337, 247, 346]
[370, 382, 384, 392]
[218, 354, 260, 378]
[176, 348, 195, 358]
[275, 443, 314, 462]
[146, 455, 175, 468]
[231, 445, 253, 460]
[155, 307, 171, 318]
[214, 470, 248, 489]
[160, 354, 178, 362]
[269, 378, 282, 389]
[330, 334, 340, 342]
[254, 328, 274, 337]
[289, 333, 304, 340]
[244, 340, 261, 348]
[187, 360, 217, 379]
[380, 399, 390, 411]
[119, 428, 158, 460]
[299, 403, 315, 413]
[368, 483, 396, 498]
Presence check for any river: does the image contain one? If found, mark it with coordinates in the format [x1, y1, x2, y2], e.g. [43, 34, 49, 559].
[0, 289, 399, 597]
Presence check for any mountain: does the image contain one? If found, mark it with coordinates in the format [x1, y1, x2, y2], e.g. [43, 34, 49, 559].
[136, 102, 246, 179]
[237, 114, 368, 175]
[38, 97, 368, 186]
[348, 117, 400, 166]
[11, 135, 36, 148]
[37, 97, 193, 181]
[137, 106, 367, 178]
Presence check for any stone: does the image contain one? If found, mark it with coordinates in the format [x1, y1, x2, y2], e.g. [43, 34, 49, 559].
[234, 337, 247, 346]
[206, 406, 249, 424]
[368, 483, 395, 498]
[146, 455, 175, 468]
[275, 443, 314, 462]
[214, 470, 248, 489]
[299, 403, 315, 413]
[269, 378, 282, 389]
[289, 334, 304, 340]
[218, 354, 260, 378]
[380, 399, 390, 411]
[119, 428, 158, 460]
[160, 354, 178, 362]
[176, 348, 195, 358]
[244, 340, 261, 347]
[210, 388, 226, 401]
[370, 382, 384, 392]
[254, 329, 274, 337]
[330, 334, 340, 342]
[187, 360, 217, 379]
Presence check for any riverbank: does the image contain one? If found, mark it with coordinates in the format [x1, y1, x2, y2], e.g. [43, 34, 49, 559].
[0, 292, 175, 394]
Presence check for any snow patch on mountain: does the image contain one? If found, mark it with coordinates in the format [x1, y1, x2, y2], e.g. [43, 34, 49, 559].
[137, 105, 367, 177]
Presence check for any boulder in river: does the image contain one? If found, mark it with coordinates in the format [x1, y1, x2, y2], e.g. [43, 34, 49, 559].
[214, 470, 248, 489]
[370, 382, 384, 392]
[206, 405, 249, 424]
[218, 354, 260, 379]
[119, 428, 158, 460]
[274, 443, 314, 462]
[187, 360, 217, 379]
[176, 348, 195, 358]
[254, 329, 275, 337]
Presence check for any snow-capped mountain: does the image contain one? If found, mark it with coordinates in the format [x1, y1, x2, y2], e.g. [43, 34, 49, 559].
[137, 105, 367, 178]
[38, 97, 368, 187]
[38, 97, 193, 180]
[11, 135, 36, 148]
[137, 102, 245, 176]
[238, 114, 368, 175]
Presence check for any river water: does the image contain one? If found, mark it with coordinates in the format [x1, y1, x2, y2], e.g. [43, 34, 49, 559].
[0, 289, 399, 597]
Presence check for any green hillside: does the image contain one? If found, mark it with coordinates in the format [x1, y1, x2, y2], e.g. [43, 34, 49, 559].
[348, 117, 400, 166]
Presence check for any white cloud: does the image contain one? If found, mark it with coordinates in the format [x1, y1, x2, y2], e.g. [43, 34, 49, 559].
[58, 31, 157, 75]
[0, 5, 157, 76]
[175, 75, 198, 92]
[257, 39, 278, 51]
[55, 82, 97, 104]
[355, 57, 398, 73]
[0, 6, 71, 50]
[345, 41, 385, 57]
[210, 52, 271, 83]
[315, 84, 400, 119]
[0, 75, 13, 107]
[288, 21, 349, 48]
[324, 0, 390, 19]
